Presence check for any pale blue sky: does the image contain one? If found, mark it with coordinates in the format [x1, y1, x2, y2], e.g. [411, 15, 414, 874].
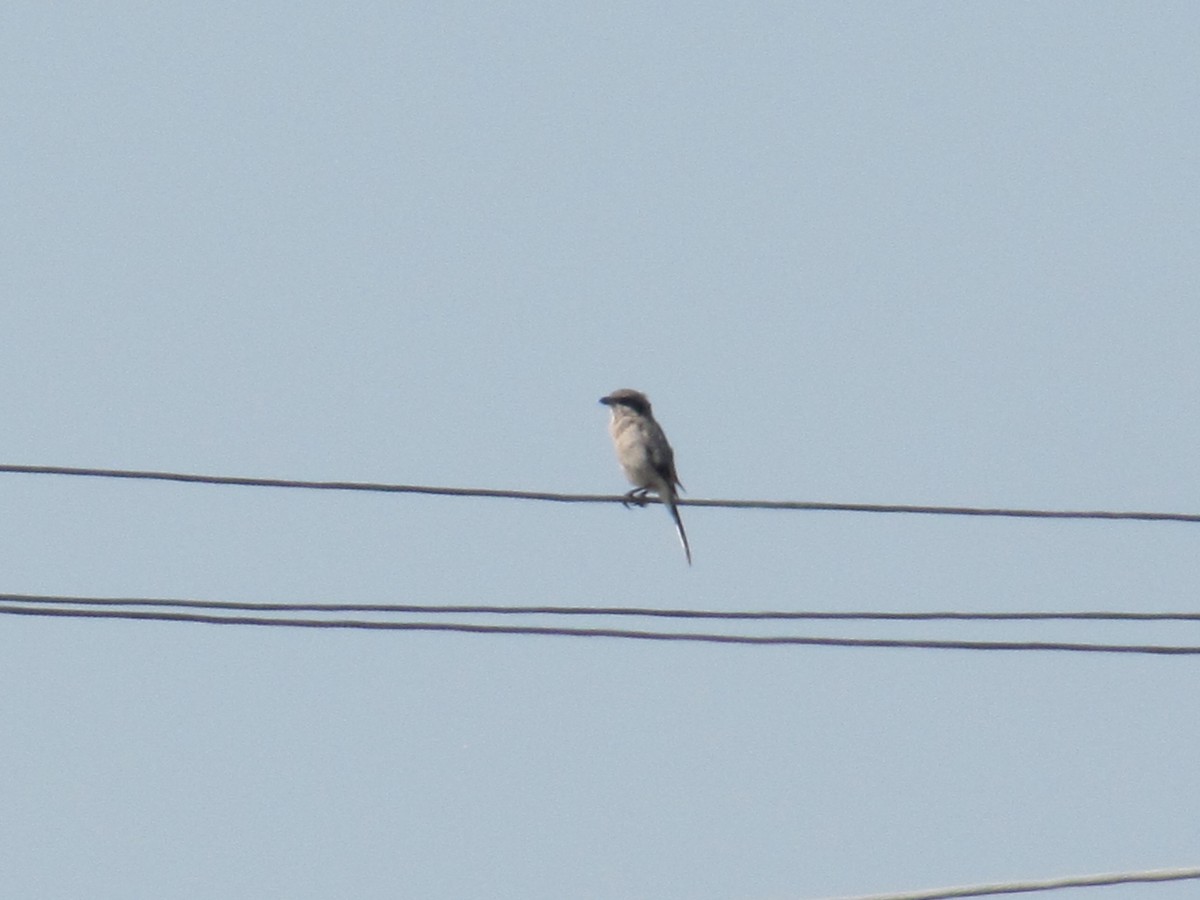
[2, 3, 1199, 898]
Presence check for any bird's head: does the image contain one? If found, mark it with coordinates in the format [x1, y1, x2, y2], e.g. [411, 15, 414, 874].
[599, 389, 652, 416]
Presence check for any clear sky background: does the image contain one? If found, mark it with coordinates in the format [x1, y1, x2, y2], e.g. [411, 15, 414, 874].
[2, 3, 1199, 899]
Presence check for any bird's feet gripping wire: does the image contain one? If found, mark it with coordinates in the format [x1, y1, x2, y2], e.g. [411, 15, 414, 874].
[622, 488, 652, 509]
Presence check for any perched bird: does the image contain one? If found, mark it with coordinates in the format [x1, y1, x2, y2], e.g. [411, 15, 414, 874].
[599, 388, 691, 565]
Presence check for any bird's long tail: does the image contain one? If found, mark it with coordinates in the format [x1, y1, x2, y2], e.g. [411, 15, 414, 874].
[664, 492, 692, 565]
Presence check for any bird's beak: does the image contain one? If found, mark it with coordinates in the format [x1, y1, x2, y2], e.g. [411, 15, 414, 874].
[599, 396, 613, 406]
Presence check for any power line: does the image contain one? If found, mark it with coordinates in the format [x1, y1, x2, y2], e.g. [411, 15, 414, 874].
[4, 602, 1200, 654]
[818, 865, 1200, 899]
[6, 594, 1200, 622]
[2, 463, 1198, 523]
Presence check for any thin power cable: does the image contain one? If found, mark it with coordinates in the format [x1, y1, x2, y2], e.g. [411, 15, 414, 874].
[3, 603, 1200, 654]
[817, 865, 1200, 899]
[2, 463, 1198, 523]
[5, 594, 1200, 622]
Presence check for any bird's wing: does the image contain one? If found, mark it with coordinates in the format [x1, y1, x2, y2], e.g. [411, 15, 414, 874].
[645, 422, 682, 491]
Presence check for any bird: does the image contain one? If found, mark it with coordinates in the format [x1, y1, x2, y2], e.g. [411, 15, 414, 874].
[599, 388, 691, 565]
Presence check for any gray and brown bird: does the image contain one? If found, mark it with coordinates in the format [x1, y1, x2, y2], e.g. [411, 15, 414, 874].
[599, 389, 691, 565]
